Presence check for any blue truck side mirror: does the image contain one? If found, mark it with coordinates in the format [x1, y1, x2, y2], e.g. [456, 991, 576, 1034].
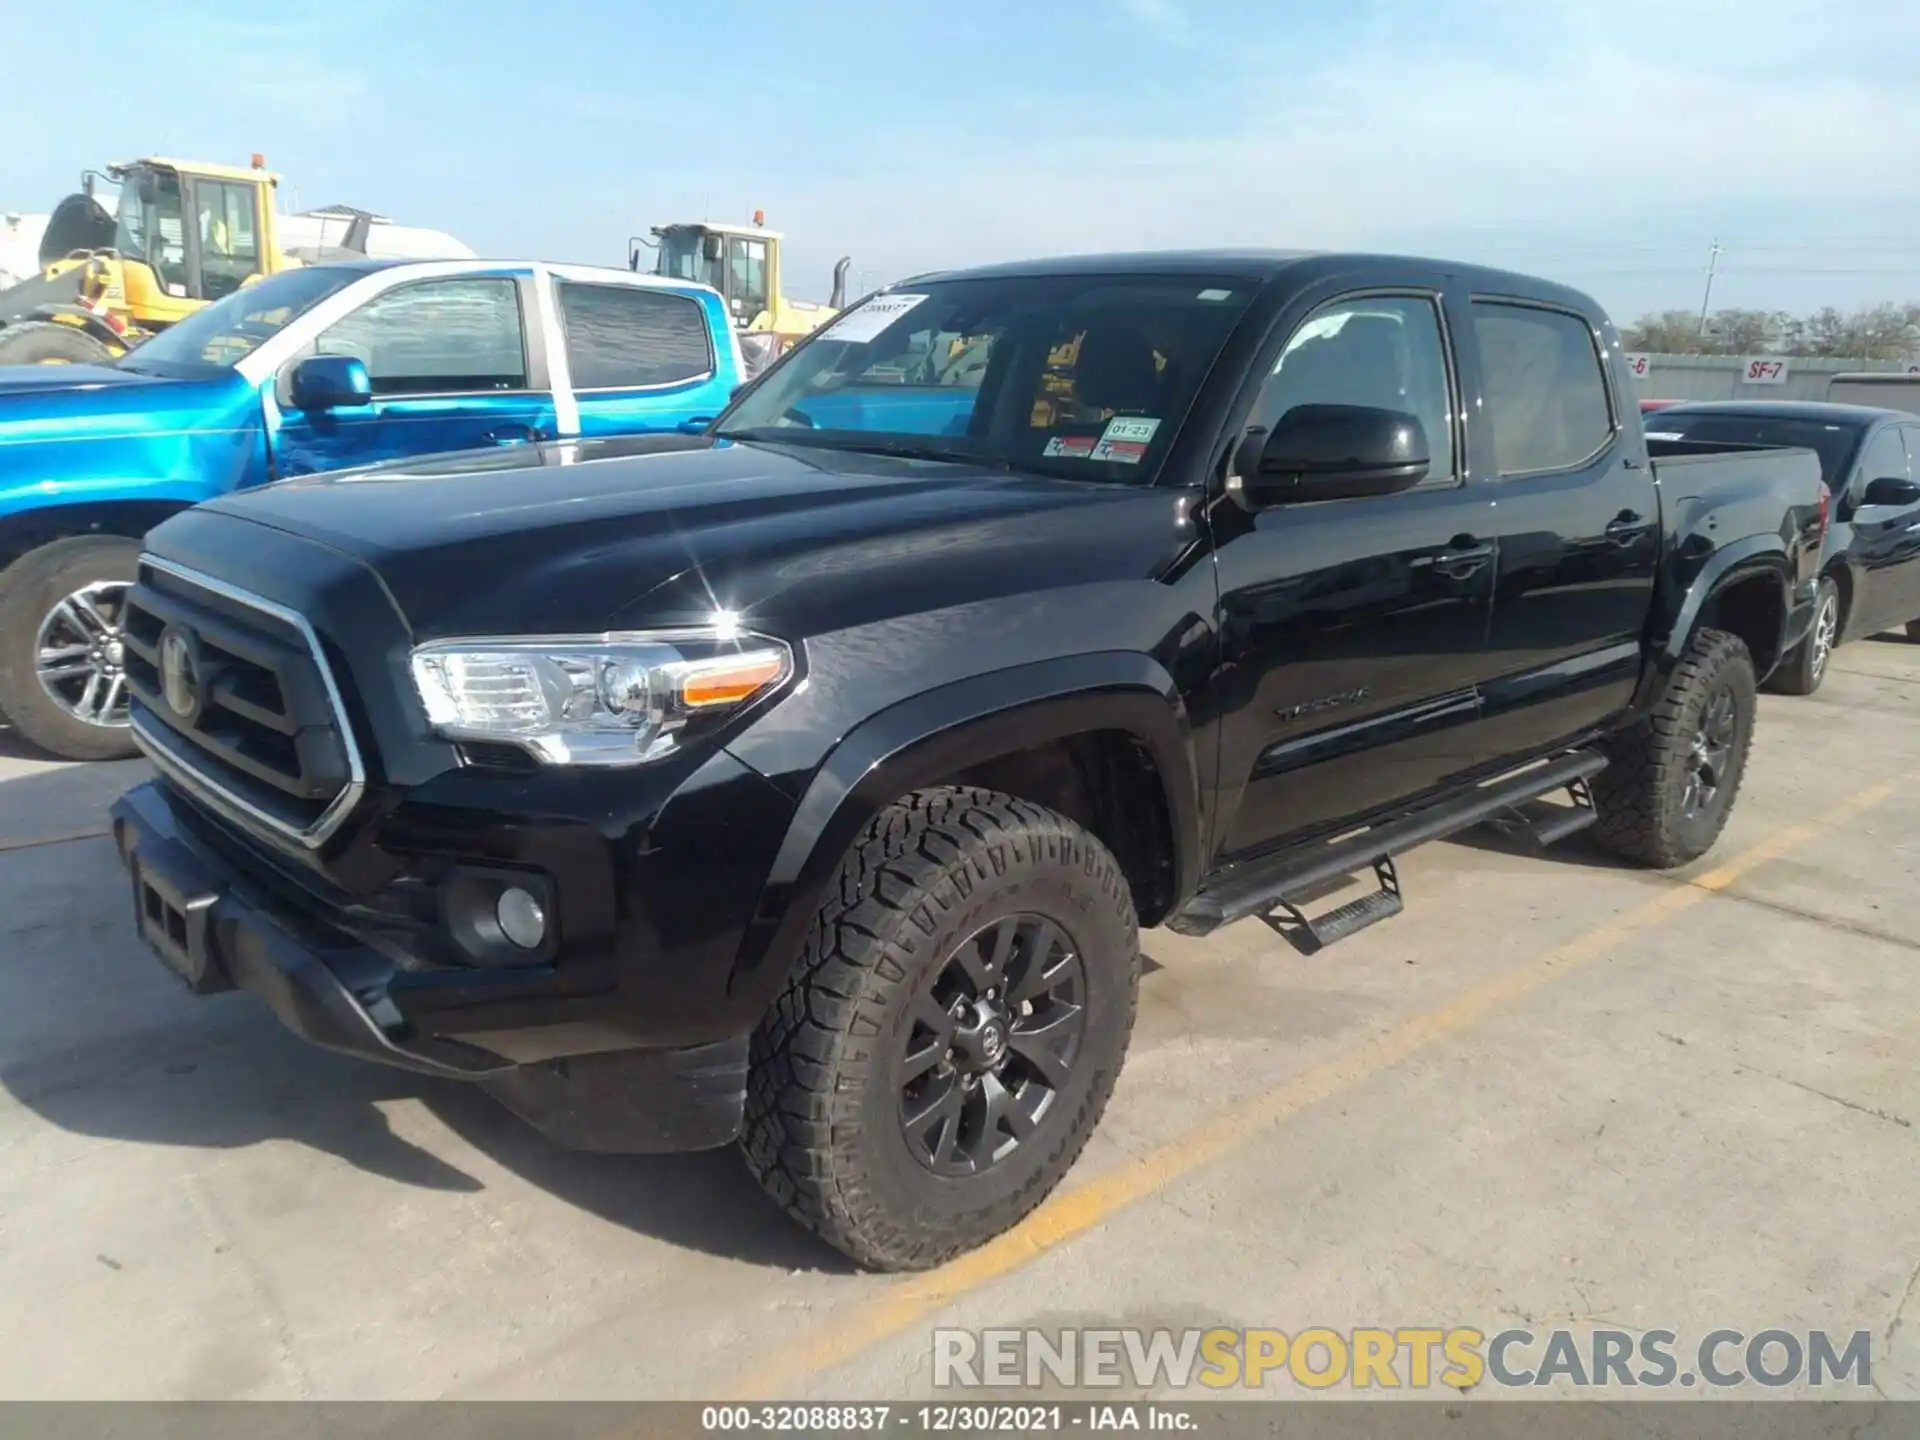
[291, 355, 373, 412]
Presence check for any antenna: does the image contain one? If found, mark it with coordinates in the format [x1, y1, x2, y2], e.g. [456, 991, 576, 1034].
[1697, 238, 1724, 335]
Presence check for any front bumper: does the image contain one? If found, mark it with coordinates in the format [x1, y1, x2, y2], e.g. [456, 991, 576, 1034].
[111, 780, 750, 1151]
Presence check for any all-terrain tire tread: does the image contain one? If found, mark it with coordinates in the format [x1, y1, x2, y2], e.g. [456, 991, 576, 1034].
[1589, 627, 1754, 869]
[741, 786, 1139, 1272]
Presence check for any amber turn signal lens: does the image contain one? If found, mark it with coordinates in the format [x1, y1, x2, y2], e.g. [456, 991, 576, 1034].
[679, 652, 788, 708]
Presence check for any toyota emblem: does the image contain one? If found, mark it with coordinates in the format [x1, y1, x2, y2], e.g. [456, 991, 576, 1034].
[159, 627, 201, 721]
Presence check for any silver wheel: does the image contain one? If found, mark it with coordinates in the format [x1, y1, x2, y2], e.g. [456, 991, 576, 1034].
[34, 580, 132, 729]
[1810, 594, 1838, 680]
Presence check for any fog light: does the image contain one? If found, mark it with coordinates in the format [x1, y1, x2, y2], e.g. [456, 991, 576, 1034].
[496, 887, 547, 949]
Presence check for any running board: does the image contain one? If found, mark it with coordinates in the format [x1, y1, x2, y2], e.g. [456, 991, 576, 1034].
[1169, 748, 1610, 941]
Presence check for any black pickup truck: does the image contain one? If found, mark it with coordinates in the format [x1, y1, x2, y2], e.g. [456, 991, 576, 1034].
[109, 251, 1827, 1271]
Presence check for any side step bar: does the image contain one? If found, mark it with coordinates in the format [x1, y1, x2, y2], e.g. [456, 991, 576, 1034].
[1168, 748, 1609, 943]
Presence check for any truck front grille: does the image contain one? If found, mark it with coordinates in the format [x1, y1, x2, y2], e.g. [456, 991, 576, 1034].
[123, 557, 366, 849]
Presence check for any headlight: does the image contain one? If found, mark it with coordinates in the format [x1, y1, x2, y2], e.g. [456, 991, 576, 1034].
[409, 627, 793, 766]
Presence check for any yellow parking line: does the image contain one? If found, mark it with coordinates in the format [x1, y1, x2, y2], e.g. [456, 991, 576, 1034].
[726, 775, 1906, 1401]
[0, 826, 111, 855]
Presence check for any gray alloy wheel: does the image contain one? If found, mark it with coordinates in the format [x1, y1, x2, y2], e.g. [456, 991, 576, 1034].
[34, 579, 134, 730]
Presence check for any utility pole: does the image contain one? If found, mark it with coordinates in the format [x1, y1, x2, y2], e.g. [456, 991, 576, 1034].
[1697, 238, 1724, 336]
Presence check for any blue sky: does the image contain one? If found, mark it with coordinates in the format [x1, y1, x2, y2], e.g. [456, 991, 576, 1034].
[6, 0, 1919, 322]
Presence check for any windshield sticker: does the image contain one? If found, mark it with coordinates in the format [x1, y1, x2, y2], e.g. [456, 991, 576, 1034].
[1091, 438, 1148, 464]
[821, 293, 930, 343]
[1043, 436, 1097, 458]
[1100, 416, 1161, 445]
[1197, 288, 1234, 302]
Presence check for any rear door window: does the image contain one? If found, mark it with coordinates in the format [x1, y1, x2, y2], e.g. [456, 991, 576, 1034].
[558, 282, 714, 389]
[1471, 302, 1615, 475]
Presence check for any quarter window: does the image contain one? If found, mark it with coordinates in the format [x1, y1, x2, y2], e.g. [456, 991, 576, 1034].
[315, 278, 528, 395]
[1471, 302, 1614, 475]
[557, 282, 714, 389]
[1255, 295, 1458, 488]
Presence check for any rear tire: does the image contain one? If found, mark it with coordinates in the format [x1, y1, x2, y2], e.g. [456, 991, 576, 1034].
[1906, 620, 1920, 643]
[1767, 575, 1838, 696]
[741, 786, 1140, 1271]
[0, 320, 117, 365]
[0, 535, 143, 761]
[1590, 628, 1756, 869]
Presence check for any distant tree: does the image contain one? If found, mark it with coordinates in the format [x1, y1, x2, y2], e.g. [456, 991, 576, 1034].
[1622, 310, 1707, 353]
[1623, 301, 1920, 359]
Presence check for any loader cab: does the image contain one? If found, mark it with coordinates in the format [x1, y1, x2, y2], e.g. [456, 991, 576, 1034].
[650, 221, 777, 330]
[104, 158, 281, 324]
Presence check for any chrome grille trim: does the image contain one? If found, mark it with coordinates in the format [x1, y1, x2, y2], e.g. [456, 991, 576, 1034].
[129, 555, 367, 851]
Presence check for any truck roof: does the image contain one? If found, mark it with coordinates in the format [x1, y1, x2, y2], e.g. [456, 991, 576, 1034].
[900, 249, 1607, 312]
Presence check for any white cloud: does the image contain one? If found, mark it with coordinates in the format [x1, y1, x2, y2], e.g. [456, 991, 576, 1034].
[747, 0, 1920, 314]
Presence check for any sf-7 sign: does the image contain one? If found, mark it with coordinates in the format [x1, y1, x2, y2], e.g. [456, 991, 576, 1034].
[1742, 357, 1790, 385]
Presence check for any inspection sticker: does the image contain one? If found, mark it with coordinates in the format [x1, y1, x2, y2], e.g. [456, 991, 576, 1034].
[821, 293, 929, 343]
[1100, 416, 1161, 445]
[1091, 438, 1149, 464]
[1043, 436, 1097, 458]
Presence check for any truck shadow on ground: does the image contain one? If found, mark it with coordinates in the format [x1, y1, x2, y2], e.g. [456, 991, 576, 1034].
[0, 764, 846, 1274]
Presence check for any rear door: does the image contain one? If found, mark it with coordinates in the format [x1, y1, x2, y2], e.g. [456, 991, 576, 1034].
[1467, 299, 1659, 755]
[270, 272, 556, 476]
[1208, 283, 1499, 860]
[1847, 424, 1920, 634]
[550, 276, 737, 437]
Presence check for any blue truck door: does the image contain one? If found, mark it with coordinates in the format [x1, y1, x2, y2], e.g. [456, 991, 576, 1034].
[547, 275, 736, 437]
[270, 273, 557, 476]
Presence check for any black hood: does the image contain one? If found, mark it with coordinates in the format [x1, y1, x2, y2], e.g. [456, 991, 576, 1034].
[190, 434, 1187, 641]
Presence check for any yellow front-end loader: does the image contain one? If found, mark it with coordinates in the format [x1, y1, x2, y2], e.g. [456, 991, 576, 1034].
[0, 155, 369, 365]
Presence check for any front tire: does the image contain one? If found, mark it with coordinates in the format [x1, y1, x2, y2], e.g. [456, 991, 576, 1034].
[1768, 575, 1839, 696]
[1590, 628, 1756, 869]
[0, 535, 143, 760]
[742, 786, 1140, 1271]
[0, 320, 118, 365]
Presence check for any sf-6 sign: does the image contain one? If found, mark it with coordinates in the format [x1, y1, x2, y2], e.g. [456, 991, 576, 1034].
[1742, 357, 1791, 385]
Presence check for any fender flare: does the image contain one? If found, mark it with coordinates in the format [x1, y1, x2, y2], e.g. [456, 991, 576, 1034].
[1635, 537, 1794, 707]
[724, 650, 1201, 1006]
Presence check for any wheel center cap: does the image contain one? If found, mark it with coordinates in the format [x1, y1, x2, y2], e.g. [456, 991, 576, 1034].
[104, 638, 125, 667]
[953, 1003, 1012, 1073]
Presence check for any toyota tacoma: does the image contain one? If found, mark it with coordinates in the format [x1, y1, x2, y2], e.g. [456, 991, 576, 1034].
[110, 250, 1827, 1270]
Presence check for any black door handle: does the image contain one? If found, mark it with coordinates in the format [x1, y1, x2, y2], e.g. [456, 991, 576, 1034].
[1605, 512, 1649, 545]
[1411, 538, 1494, 578]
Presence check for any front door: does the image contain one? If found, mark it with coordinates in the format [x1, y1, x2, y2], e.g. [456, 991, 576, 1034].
[1207, 286, 1497, 862]
[1844, 424, 1920, 636]
[1467, 299, 1660, 756]
[269, 273, 557, 477]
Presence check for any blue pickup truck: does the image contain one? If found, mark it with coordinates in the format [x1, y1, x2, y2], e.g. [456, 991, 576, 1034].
[0, 258, 742, 759]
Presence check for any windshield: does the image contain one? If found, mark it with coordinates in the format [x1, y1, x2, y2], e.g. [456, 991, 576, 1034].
[117, 266, 363, 378]
[1645, 411, 1866, 487]
[714, 273, 1257, 483]
[657, 229, 726, 292]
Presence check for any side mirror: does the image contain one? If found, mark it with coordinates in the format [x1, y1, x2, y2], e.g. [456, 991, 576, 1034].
[1232, 404, 1430, 507]
[701, 233, 724, 263]
[290, 354, 372, 412]
[1862, 474, 1920, 508]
